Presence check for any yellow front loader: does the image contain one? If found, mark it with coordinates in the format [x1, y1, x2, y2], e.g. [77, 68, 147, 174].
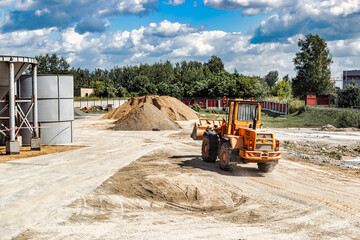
[191, 99, 281, 172]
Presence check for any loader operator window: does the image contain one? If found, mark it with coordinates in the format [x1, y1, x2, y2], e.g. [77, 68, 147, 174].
[237, 103, 258, 121]
[229, 102, 234, 123]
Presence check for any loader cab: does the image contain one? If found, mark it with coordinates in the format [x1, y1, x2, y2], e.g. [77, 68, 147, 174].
[226, 99, 261, 135]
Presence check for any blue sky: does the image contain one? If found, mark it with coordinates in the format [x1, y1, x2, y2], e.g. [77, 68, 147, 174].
[0, 0, 359, 85]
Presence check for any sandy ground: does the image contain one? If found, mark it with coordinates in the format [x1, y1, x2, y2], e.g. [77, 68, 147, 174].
[1, 117, 360, 240]
[0, 117, 175, 239]
[0, 146, 82, 163]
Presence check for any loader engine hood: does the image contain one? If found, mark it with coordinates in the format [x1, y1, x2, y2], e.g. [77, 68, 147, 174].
[245, 128, 275, 151]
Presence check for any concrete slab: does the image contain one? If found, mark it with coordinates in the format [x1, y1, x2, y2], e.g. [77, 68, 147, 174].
[6, 141, 20, 155]
[30, 138, 41, 151]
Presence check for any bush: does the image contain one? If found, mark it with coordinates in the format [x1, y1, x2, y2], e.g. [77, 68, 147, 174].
[329, 151, 342, 160]
[336, 82, 360, 108]
[335, 110, 360, 128]
[191, 104, 202, 112]
[271, 80, 292, 99]
[288, 99, 305, 114]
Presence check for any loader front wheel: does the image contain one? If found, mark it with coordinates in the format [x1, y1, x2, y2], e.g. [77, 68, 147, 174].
[202, 132, 218, 162]
[219, 142, 232, 171]
[257, 161, 278, 173]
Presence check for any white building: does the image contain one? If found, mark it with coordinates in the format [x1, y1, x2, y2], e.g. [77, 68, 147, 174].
[343, 70, 360, 87]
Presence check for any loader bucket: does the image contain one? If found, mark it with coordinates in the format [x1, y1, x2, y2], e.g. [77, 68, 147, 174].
[190, 119, 223, 140]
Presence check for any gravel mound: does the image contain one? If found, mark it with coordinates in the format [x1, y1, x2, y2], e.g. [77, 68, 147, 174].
[113, 103, 180, 131]
[103, 95, 201, 121]
[74, 108, 87, 116]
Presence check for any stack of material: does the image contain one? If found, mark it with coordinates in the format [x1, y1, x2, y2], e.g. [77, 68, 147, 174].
[104, 95, 200, 131]
[113, 103, 180, 131]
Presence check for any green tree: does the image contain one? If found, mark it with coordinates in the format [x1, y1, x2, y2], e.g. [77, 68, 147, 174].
[117, 86, 129, 97]
[204, 55, 225, 74]
[109, 66, 123, 89]
[71, 67, 92, 89]
[264, 70, 278, 89]
[170, 83, 184, 99]
[121, 65, 138, 92]
[94, 75, 116, 98]
[156, 82, 171, 96]
[271, 79, 292, 99]
[236, 75, 265, 99]
[293, 34, 333, 98]
[283, 74, 290, 82]
[35, 53, 70, 74]
[133, 75, 150, 91]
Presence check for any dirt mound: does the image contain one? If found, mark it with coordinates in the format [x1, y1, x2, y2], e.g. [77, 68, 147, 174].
[116, 174, 246, 211]
[113, 103, 180, 131]
[103, 95, 201, 121]
[100, 150, 247, 212]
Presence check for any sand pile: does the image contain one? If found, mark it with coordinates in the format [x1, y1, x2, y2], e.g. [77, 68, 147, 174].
[113, 103, 180, 131]
[103, 95, 201, 121]
[99, 150, 247, 212]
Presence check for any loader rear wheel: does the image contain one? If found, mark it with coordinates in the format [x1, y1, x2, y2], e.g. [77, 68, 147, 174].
[202, 131, 218, 163]
[257, 161, 278, 173]
[219, 142, 232, 171]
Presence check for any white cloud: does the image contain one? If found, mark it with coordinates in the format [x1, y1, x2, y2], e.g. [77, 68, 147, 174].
[164, 0, 186, 6]
[0, 27, 56, 47]
[0, 0, 12, 7]
[3, 0, 159, 33]
[202, 0, 360, 43]
[34, 8, 50, 16]
[61, 28, 89, 52]
[203, 0, 291, 12]
[145, 20, 203, 37]
[14, 0, 37, 10]
[0, 19, 357, 79]
[115, 0, 154, 14]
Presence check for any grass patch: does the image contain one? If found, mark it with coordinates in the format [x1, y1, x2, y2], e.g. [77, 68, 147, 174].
[198, 108, 227, 120]
[261, 107, 339, 128]
[282, 140, 297, 149]
[329, 151, 342, 160]
[199, 104, 360, 129]
[202, 113, 226, 120]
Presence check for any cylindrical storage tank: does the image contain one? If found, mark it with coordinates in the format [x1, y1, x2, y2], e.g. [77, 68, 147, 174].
[19, 75, 74, 145]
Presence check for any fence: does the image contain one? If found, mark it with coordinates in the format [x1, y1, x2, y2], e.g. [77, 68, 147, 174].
[74, 98, 288, 115]
[181, 99, 288, 114]
[74, 99, 128, 109]
[181, 99, 229, 109]
[261, 101, 288, 115]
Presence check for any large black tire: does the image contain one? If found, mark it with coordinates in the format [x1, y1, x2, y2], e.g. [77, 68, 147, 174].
[201, 130, 218, 162]
[257, 161, 278, 173]
[218, 142, 232, 171]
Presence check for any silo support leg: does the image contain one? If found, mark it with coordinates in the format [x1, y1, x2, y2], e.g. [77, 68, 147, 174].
[6, 62, 20, 155]
[31, 64, 41, 151]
